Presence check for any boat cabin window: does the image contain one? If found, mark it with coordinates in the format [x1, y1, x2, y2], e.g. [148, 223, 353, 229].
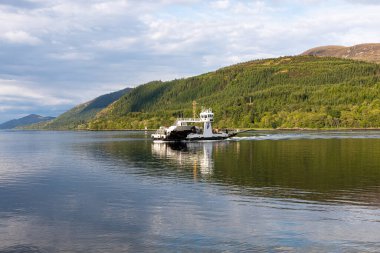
[201, 113, 213, 119]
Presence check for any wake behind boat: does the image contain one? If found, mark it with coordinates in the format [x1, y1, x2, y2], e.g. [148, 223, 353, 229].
[151, 108, 241, 142]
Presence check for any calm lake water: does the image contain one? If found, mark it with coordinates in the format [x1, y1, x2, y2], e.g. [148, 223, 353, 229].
[1, 130, 380, 252]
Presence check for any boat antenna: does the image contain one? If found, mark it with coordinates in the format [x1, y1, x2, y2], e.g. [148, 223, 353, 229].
[193, 100, 197, 118]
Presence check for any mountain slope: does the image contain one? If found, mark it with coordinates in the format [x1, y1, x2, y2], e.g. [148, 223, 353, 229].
[0, 114, 55, 129]
[301, 43, 380, 63]
[87, 56, 380, 130]
[43, 87, 132, 130]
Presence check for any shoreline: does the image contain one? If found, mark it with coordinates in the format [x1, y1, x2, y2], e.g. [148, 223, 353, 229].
[9, 128, 380, 132]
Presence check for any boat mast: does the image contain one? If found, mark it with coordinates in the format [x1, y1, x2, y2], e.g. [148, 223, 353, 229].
[192, 100, 197, 118]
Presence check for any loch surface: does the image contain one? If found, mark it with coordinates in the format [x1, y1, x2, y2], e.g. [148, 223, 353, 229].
[1, 130, 380, 252]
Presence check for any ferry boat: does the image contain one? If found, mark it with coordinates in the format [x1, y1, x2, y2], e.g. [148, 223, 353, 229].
[151, 108, 239, 142]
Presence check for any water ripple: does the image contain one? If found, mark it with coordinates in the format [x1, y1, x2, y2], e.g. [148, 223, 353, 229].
[1, 131, 380, 251]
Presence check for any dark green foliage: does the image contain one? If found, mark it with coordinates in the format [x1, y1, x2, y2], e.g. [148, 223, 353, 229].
[56, 56, 380, 129]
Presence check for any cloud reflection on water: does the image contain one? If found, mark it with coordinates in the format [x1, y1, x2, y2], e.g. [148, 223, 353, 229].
[2, 131, 380, 251]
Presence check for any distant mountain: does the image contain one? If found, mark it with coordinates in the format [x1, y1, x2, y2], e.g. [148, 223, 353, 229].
[0, 114, 55, 129]
[41, 87, 132, 129]
[301, 43, 380, 63]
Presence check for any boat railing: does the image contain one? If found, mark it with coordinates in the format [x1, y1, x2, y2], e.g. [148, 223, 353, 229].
[176, 118, 203, 123]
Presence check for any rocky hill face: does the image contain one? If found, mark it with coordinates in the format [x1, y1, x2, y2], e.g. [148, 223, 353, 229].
[301, 43, 380, 63]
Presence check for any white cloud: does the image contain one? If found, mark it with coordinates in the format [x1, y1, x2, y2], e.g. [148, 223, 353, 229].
[211, 0, 230, 9]
[0, 79, 72, 106]
[158, 0, 201, 4]
[96, 37, 138, 51]
[48, 51, 93, 61]
[0, 105, 31, 112]
[91, 1, 131, 15]
[344, 0, 380, 5]
[1, 30, 41, 45]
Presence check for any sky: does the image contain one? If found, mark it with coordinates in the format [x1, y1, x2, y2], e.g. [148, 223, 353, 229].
[0, 0, 380, 123]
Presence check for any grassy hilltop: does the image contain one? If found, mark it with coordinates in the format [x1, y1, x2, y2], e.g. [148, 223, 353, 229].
[302, 43, 380, 64]
[83, 56, 380, 130]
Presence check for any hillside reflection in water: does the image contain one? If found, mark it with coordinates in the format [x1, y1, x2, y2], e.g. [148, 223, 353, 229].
[1, 131, 380, 252]
[96, 136, 380, 207]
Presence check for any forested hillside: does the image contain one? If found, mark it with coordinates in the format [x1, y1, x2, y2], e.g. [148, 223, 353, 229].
[86, 56, 380, 130]
[42, 88, 131, 129]
[0, 114, 54, 129]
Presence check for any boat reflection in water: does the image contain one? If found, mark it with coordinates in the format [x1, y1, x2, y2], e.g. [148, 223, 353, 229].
[151, 142, 222, 177]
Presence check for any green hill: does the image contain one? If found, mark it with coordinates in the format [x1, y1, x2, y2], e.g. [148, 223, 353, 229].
[86, 56, 380, 130]
[0, 114, 55, 129]
[42, 88, 132, 130]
